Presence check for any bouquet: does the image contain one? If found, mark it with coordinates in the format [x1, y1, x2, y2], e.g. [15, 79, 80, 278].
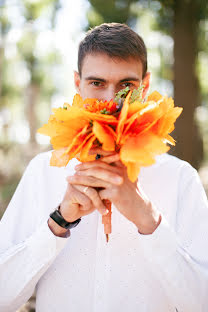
[37, 87, 182, 242]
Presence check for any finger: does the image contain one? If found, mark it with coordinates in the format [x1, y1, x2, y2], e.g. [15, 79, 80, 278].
[71, 185, 97, 215]
[74, 185, 108, 216]
[75, 160, 123, 175]
[74, 167, 123, 185]
[100, 153, 120, 164]
[88, 147, 114, 157]
[114, 160, 125, 168]
[89, 148, 120, 164]
[67, 183, 93, 211]
[67, 174, 111, 189]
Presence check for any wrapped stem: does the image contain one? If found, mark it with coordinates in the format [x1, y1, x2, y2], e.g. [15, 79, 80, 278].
[102, 199, 112, 242]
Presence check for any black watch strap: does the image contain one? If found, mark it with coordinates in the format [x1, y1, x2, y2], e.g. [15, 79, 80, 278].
[49, 206, 81, 230]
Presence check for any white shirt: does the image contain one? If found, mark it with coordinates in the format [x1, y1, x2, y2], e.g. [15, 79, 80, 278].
[1, 151, 208, 312]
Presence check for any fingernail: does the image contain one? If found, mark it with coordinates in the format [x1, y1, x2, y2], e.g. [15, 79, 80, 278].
[102, 209, 109, 215]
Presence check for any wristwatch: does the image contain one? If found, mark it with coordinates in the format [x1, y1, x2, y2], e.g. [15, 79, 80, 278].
[49, 205, 81, 230]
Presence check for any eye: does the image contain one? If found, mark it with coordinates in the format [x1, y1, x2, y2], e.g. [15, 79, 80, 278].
[91, 81, 102, 87]
[121, 82, 134, 88]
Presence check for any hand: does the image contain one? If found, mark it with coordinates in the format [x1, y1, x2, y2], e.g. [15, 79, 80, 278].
[63, 150, 121, 223]
[68, 149, 161, 234]
[59, 182, 108, 223]
[48, 173, 109, 237]
[48, 149, 124, 237]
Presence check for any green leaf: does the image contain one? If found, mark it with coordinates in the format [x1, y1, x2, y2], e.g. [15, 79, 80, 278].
[130, 85, 144, 104]
[114, 87, 130, 103]
[100, 108, 110, 114]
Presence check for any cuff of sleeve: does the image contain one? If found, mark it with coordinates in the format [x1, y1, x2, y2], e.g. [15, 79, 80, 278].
[44, 219, 70, 253]
[27, 219, 70, 264]
[135, 214, 178, 266]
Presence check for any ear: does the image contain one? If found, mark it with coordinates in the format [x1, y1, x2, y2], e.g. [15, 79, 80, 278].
[74, 71, 81, 93]
[142, 72, 151, 99]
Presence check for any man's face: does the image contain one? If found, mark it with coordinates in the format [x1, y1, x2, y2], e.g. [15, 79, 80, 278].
[74, 53, 150, 101]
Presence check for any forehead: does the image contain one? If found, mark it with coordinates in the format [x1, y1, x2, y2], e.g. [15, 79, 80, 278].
[81, 53, 143, 82]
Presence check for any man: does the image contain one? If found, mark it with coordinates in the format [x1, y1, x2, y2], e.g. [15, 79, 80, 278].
[0, 23, 208, 312]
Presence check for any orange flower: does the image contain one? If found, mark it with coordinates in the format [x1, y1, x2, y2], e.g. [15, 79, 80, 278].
[37, 89, 182, 182]
[37, 88, 182, 243]
[37, 94, 118, 167]
[117, 90, 183, 181]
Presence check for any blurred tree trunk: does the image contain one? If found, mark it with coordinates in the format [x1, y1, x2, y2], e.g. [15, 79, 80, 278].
[170, 0, 203, 169]
[25, 84, 40, 146]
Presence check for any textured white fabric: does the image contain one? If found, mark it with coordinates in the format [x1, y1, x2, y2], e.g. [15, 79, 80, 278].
[1, 151, 208, 312]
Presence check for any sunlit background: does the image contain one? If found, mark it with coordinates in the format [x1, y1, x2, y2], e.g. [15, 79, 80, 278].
[1, 0, 208, 212]
[0, 1, 208, 309]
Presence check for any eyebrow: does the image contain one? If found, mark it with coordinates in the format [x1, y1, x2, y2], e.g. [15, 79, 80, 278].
[120, 77, 141, 83]
[85, 76, 106, 82]
[84, 76, 141, 83]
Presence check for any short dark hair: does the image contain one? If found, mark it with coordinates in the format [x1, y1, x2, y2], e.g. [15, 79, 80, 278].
[78, 23, 147, 78]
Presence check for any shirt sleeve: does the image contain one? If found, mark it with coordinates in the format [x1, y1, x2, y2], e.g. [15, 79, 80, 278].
[0, 155, 70, 312]
[135, 163, 208, 312]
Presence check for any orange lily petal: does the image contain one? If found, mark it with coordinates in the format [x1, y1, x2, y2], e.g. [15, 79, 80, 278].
[147, 91, 163, 102]
[119, 132, 131, 145]
[122, 160, 141, 182]
[53, 106, 88, 123]
[63, 103, 71, 110]
[116, 91, 132, 144]
[79, 134, 96, 162]
[72, 94, 84, 108]
[105, 125, 117, 140]
[121, 101, 163, 140]
[83, 110, 118, 124]
[123, 112, 139, 135]
[50, 133, 77, 150]
[127, 100, 149, 117]
[120, 132, 170, 166]
[65, 132, 96, 163]
[37, 116, 59, 137]
[50, 148, 71, 167]
[63, 124, 89, 155]
[152, 107, 183, 137]
[93, 121, 115, 151]
[165, 134, 176, 145]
